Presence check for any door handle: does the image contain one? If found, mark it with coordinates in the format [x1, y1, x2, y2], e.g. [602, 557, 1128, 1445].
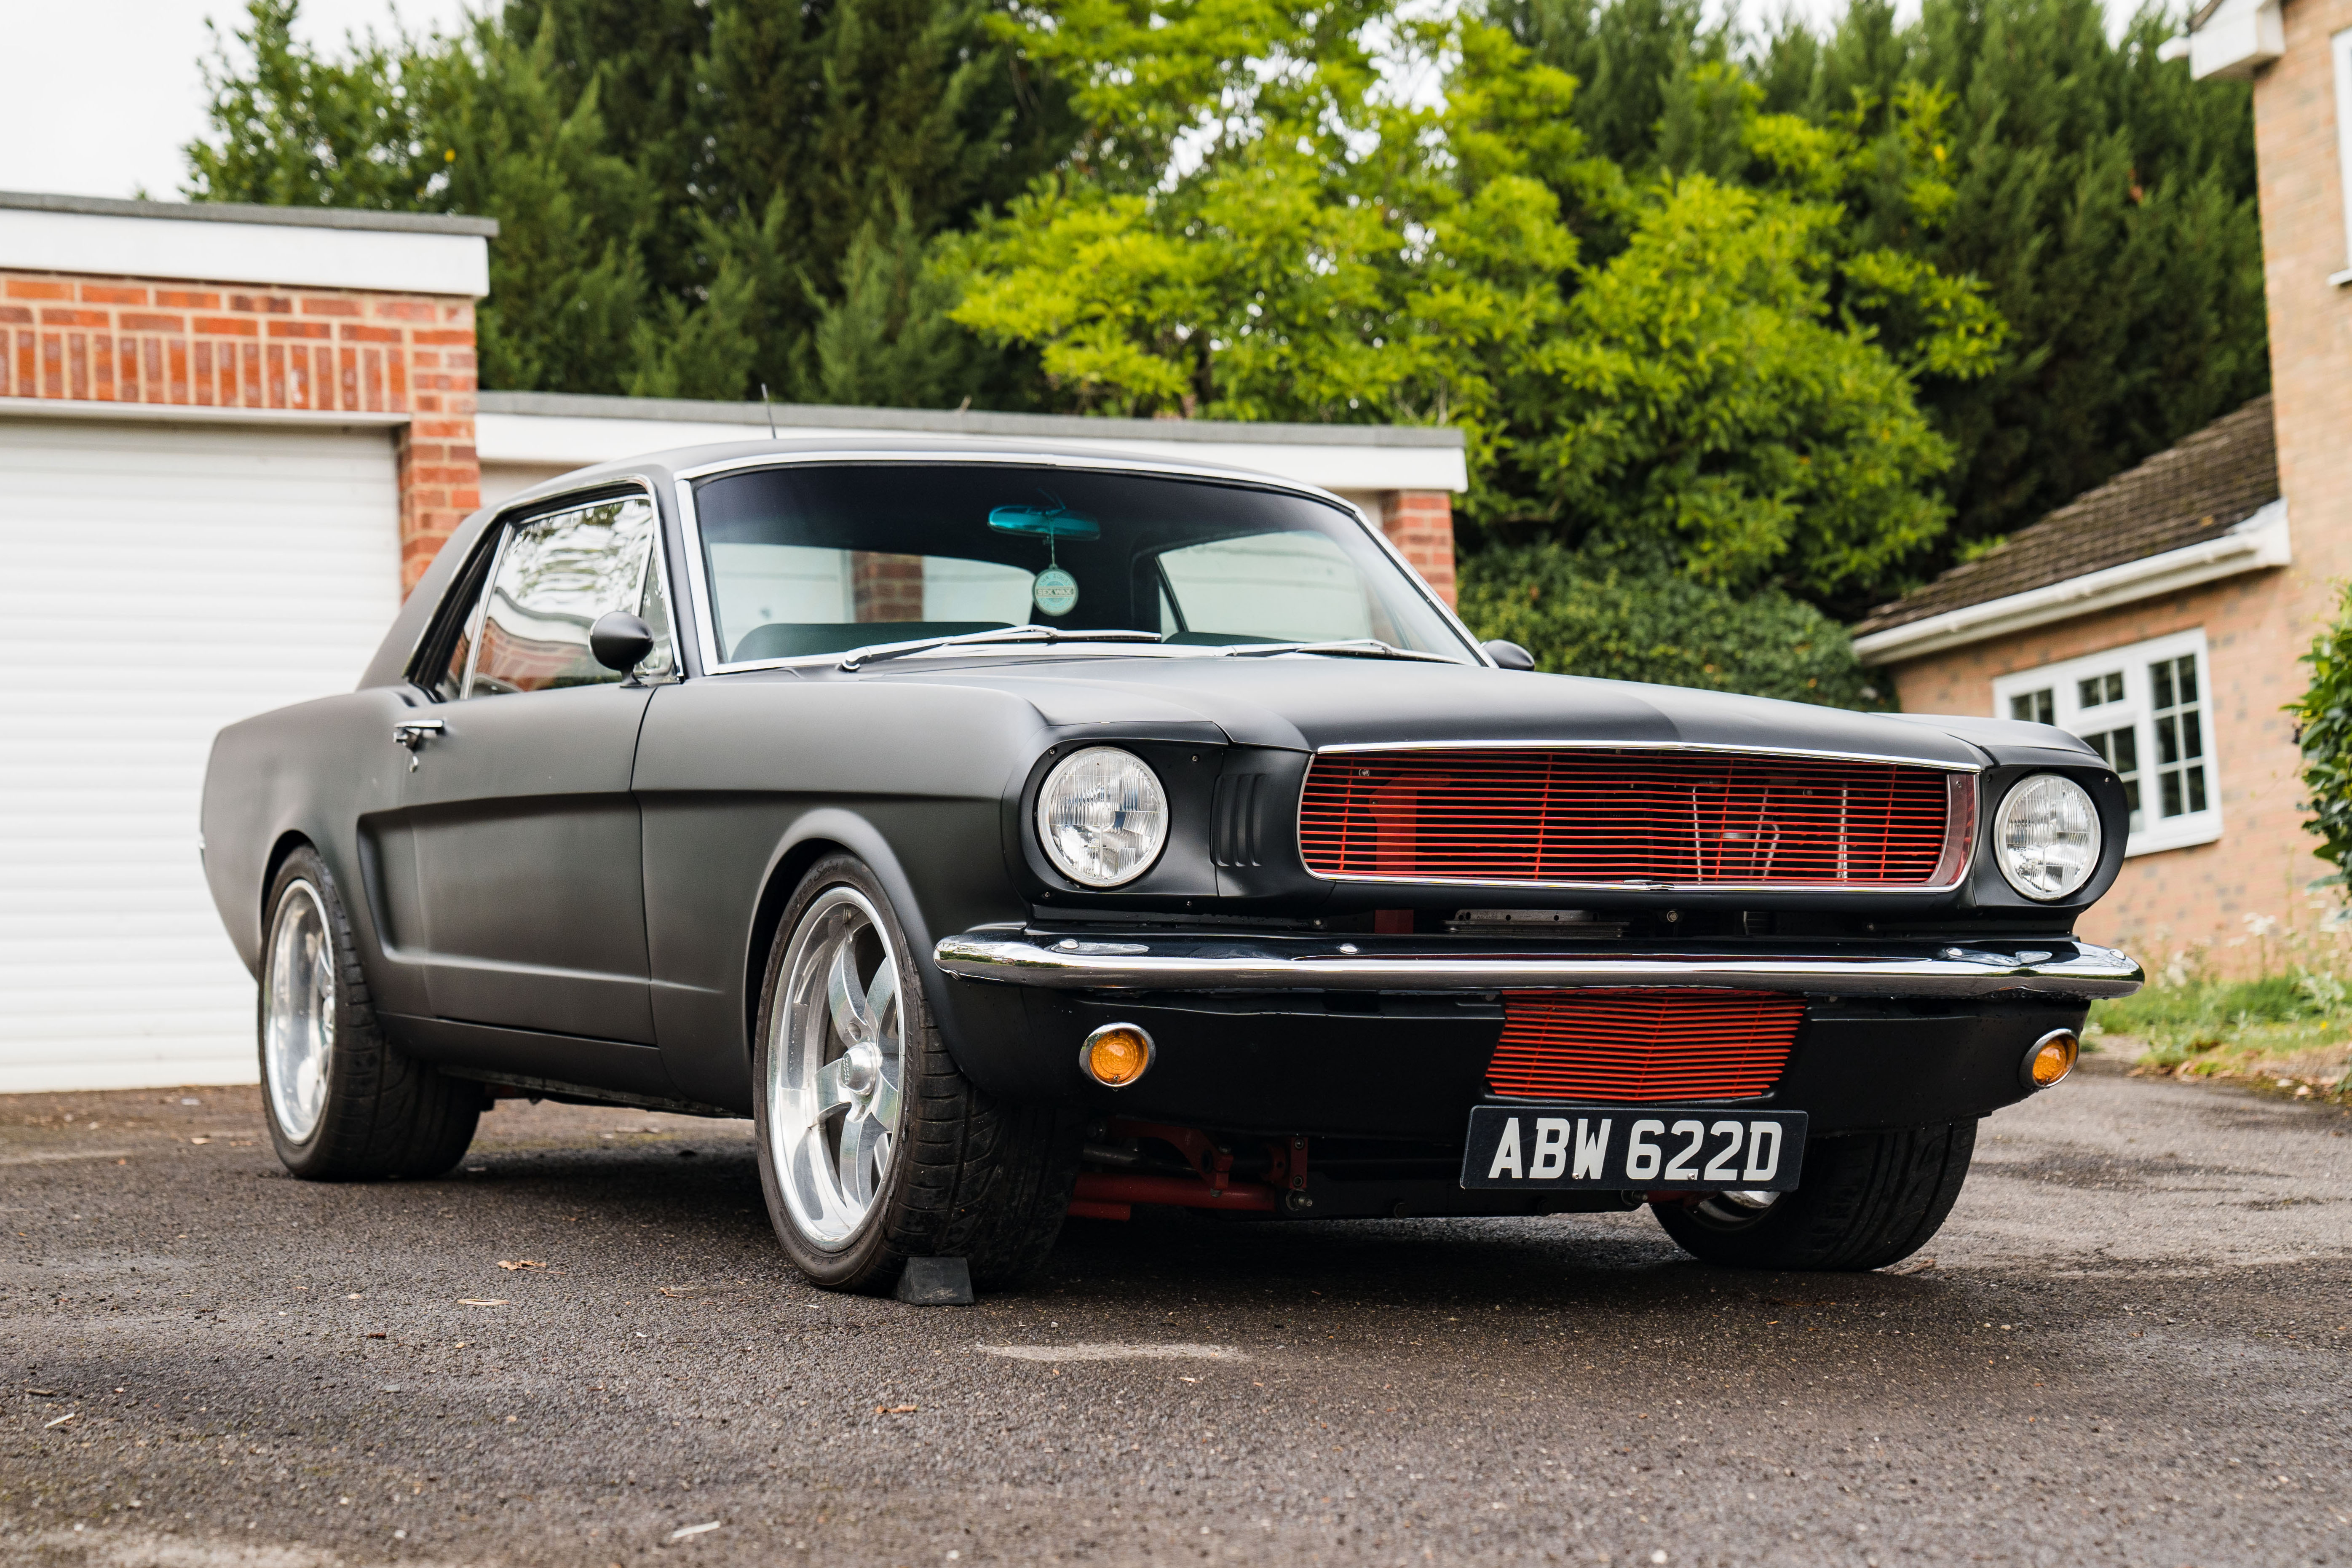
[393, 717, 445, 768]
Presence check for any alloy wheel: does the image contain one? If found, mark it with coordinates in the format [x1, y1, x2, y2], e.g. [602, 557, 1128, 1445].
[767, 886, 907, 1249]
[262, 879, 336, 1143]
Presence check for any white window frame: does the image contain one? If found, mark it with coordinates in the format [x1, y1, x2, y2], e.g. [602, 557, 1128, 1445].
[2333, 27, 2352, 286]
[1992, 629, 2220, 858]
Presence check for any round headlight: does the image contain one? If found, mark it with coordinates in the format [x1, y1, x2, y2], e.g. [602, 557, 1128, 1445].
[1993, 773, 2101, 900]
[1037, 747, 1168, 888]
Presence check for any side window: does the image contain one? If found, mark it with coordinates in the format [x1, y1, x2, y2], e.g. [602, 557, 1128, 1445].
[468, 496, 672, 698]
[414, 541, 497, 703]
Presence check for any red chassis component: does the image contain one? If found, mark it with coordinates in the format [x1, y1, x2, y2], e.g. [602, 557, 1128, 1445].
[1068, 1119, 1300, 1220]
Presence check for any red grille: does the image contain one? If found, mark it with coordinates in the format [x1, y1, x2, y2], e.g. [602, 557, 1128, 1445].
[1488, 990, 1804, 1102]
[1298, 747, 1961, 886]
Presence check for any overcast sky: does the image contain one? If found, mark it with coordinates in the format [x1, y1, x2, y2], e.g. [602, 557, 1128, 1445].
[5, 0, 2157, 206]
[0, 0, 477, 202]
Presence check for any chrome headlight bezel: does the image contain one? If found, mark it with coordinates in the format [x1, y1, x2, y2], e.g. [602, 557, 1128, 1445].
[1991, 772, 2102, 901]
[1035, 746, 1170, 889]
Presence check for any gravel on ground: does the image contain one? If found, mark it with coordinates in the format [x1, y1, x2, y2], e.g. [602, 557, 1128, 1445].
[2, 1067, 2347, 1566]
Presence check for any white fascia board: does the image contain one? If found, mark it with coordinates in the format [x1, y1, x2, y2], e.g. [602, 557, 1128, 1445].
[476, 412, 1472, 493]
[1852, 499, 2290, 666]
[0, 209, 490, 297]
[0, 395, 407, 429]
[2189, 0, 2284, 78]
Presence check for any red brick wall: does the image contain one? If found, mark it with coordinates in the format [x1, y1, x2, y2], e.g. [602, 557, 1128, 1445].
[1383, 489, 1456, 606]
[0, 270, 479, 595]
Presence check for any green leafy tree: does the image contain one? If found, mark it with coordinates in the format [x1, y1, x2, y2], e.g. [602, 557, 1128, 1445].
[186, 0, 1076, 403]
[2291, 587, 2352, 890]
[1459, 542, 1885, 707]
[1502, 0, 2268, 578]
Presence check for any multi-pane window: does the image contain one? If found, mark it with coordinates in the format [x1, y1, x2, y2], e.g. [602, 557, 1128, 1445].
[1991, 630, 2218, 856]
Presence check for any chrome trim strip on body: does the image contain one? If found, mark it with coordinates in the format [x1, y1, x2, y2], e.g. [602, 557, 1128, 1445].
[931, 933, 2144, 1000]
[665, 448, 1489, 675]
[1295, 744, 1983, 895]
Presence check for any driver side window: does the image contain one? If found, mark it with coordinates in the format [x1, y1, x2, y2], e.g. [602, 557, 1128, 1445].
[460, 496, 673, 698]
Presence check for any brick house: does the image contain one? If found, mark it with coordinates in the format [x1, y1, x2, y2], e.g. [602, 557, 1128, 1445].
[1852, 0, 2352, 967]
[0, 190, 1465, 1094]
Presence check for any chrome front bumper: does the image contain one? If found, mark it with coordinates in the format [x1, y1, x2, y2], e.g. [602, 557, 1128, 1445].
[931, 931, 2143, 1000]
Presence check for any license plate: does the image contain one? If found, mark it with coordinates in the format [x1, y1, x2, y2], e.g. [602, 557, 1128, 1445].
[1460, 1105, 1807, 1192]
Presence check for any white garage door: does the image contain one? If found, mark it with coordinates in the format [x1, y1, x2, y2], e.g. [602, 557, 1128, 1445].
[0, 416, 401, 1094]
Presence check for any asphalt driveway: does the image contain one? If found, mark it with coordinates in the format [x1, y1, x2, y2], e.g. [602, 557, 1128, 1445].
[3, 1063, 2347, 1566]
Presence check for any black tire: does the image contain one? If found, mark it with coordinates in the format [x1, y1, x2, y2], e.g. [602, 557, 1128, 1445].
[258, 846, 482, 1180]
[751, 854, 1080, 1294]
[1651, 1120, 1977, 1271]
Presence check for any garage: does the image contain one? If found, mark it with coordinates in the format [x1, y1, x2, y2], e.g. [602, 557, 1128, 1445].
[0, 191, 1461, 1095]
[0, 413, 401, 1092]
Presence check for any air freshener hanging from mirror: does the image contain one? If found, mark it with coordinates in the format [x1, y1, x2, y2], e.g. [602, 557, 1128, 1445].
[1032, 527, 1078, 616]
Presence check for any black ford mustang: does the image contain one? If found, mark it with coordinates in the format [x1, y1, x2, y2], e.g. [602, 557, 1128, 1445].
[202, 439, 2140, 1292]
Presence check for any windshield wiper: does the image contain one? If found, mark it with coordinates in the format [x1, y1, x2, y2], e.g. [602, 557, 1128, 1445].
[1214, 639, 1465, 665]
[838, 625, 1163, 671]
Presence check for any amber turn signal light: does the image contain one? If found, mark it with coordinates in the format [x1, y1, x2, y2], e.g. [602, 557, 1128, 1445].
[2022, 1027, 2079, 1091]
[1079, 1023, 1154, 1088]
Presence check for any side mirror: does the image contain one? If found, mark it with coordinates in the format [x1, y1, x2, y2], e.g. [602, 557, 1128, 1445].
[590, 611, 657, 674]
[1482, 639, 1536, 671]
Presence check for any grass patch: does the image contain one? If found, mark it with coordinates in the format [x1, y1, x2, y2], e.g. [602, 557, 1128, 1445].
[2089, 974, 2352, 1100]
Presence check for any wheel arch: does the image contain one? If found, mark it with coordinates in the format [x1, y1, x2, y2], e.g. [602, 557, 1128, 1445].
[741, 810, 943, 1056]
[260, 829, 318, 924]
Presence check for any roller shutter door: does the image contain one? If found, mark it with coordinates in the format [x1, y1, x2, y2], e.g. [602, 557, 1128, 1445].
[0, 416, 401, 1093]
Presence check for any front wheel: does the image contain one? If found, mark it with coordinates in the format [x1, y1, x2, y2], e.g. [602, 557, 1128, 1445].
[750, 855, 1079, 1294]
[1651, 1119, 1977, 1271]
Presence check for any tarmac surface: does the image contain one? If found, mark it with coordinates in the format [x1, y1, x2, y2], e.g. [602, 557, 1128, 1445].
[2, 1063, 2347, 1567]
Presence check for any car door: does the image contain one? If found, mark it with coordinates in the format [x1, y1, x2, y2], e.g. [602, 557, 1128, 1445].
[398, 490, 677, 1045]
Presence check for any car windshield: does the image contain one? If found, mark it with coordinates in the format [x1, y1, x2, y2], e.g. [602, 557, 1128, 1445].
[689, 463, 1473, 664]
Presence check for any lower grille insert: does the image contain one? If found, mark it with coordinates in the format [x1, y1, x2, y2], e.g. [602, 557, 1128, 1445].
[1487, 989, 1805, 1102]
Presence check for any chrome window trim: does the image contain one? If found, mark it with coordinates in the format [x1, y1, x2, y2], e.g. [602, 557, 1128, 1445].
[1296, 741, 1982, 895]
[454, 524, 510, 700]
[669, 449, 1486, 675]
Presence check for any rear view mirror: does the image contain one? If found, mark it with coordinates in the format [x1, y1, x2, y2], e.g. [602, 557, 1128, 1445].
[1482, 639, 1536, 671]
[591, 611, 656, 674]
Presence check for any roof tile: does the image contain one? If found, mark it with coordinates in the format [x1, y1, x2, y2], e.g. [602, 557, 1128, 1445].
[1853, 396, 2277, 637]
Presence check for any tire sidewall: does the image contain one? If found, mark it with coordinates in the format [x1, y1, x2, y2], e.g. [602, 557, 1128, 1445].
[257, 848, 356, 1176]
[751, 855, 926, 1290]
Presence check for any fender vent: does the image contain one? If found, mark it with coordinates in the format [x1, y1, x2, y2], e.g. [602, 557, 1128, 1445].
[1487, 989, 1805, 1102]
[1211, 774, 1263, 867]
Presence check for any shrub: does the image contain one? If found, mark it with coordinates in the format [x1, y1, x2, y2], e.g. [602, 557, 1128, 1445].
[2290, 580, 2352, 889]
[1455, 542, 1885, 709]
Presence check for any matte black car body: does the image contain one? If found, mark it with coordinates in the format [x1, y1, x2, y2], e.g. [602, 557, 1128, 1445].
[202, 437, 2139, 1216]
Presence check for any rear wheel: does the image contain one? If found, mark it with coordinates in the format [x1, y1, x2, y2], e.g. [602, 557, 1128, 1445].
[751, 855, 1079, 1294]
[259, 846, 482, 1180]
[1651, 1120, 1976, 1271]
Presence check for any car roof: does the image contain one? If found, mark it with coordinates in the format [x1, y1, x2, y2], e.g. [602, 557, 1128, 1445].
[491, 434, 1355, 518]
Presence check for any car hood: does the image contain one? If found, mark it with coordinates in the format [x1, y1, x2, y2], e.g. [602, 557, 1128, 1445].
[879, 655, 1990, 767]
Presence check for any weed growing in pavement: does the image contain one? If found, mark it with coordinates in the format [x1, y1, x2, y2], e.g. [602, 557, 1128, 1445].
[2090, 912, 2352, 1102]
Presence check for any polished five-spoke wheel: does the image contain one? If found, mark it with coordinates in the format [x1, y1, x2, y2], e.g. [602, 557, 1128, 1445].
[751, 853, 1084, 1293]
[767, 886, 906, 1248]
[256, 846, 482, 1179]
[262, 878, 336, 1145]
